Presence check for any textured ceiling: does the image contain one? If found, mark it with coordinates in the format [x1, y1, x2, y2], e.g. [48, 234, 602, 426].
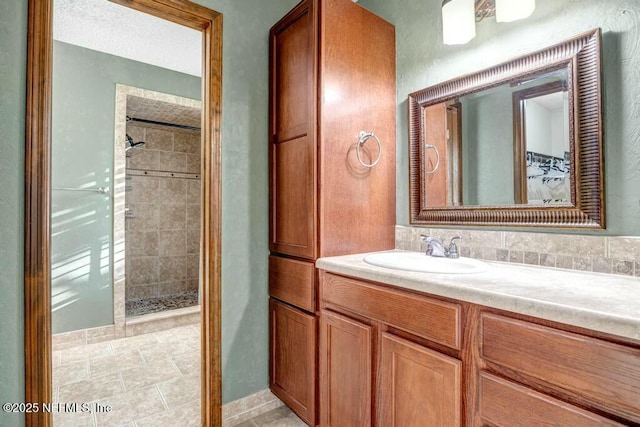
[54, 0, 202, 77]
[126, 95, 201, 130]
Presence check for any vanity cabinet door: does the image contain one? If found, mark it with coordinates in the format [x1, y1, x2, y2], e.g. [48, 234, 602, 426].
[319, 310, 372, 427]
[378, 333, 461, 427]
[269, 299, 316, 425]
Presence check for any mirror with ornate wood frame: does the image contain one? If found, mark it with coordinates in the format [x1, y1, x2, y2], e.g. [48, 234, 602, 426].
[25, 0, 222, 425]
[409, 29, 604, 228]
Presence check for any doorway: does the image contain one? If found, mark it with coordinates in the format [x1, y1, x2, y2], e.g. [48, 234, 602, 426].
[24, 0, 222, 425]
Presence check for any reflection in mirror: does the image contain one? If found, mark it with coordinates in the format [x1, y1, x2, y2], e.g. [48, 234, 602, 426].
[409, 29, 604, 228]
[422, 68, 569, 208]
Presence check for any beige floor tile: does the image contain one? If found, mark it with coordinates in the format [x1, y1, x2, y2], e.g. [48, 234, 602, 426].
[94, 386, 166, 426]
[53, 360, 89, 386]
[58, 374, 124, 403]
[52, 406, 95, 427]
[89, 349, 146, 379]
[53, 350, 62, 367]
[138, 339, 195, 364]
[134, 399, 200, 427]
[120, 359, 182, 391]
[109, 333, 160, 352]
[251, 407, 306, 427]
[171, 352, 201, 376]
[156, 374, 200, 410]
[60, 342, 114, 365]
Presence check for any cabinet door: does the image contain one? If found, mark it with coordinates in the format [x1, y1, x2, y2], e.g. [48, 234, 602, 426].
[319, 311, 372, 427]
[269, 299, 316, 425]
[378, 333, 461, 427]
[269, 0, 317, 259]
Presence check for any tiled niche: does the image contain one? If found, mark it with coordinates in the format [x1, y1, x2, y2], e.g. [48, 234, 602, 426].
[396, 226, 640, 277]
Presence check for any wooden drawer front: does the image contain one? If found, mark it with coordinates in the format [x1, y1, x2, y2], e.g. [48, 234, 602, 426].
[269, 256, 315, 312]
[269, 299, 316, 425]
[320, 311, 372, 427]
[481, 314, 640, 423]
[378, 333, 461, 427]
[479, 373, 623, 426]
[322, 273, 461, 349]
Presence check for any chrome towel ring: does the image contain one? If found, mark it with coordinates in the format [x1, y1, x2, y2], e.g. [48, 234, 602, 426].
[356, 131, 382, 168]
[424, 144, 440, 174]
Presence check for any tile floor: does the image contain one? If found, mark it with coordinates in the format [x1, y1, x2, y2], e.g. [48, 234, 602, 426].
[53, 323, 201, 426]
[53, 322, 305, 426]
[236, 406, 306, 427]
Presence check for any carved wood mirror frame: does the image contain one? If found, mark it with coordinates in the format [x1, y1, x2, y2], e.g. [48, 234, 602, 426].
[408, 29, 604, 228]
[25, 0, 222, 425]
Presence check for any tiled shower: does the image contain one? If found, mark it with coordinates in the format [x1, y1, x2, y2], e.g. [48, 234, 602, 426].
[124, 102, 201, 317]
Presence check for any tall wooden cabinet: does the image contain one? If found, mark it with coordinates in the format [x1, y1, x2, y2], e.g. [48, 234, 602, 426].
[268, 0, 396, 424]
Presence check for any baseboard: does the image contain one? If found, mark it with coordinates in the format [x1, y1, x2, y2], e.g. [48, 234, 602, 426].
[222, 389, 285, 426]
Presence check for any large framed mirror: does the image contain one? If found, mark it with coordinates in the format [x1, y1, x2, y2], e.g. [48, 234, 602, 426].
[409, 29, 604, 228]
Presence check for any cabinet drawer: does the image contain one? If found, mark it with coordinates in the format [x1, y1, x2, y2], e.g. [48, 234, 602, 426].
[269, 255, 315, 312]
[481, 314, 640, 423]
[321, 273, 461, 349]
[479, 372, 623, 426]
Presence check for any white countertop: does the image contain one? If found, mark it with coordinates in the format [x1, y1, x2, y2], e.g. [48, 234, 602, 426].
[316, 250, 640, 342]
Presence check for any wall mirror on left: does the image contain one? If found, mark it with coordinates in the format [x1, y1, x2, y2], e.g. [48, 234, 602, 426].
[409, 29, 604, 229]
[25, 0, 222, 425]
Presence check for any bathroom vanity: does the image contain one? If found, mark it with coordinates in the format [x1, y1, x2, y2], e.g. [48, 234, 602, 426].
[316, 252, 640, 426]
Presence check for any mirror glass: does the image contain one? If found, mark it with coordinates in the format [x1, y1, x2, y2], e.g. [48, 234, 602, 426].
[422, 67, 570, 208]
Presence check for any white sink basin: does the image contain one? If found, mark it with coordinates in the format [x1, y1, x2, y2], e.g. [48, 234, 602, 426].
[363, 252, 487, 274]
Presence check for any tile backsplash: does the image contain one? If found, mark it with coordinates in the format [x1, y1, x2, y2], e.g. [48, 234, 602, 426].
[396, 226, 640, 277]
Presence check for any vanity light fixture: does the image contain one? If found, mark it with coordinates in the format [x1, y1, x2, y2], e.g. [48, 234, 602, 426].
[442, 0, 536, 45]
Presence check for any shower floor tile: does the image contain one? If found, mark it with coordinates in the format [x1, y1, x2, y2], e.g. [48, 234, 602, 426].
[126, 290, 199, 317]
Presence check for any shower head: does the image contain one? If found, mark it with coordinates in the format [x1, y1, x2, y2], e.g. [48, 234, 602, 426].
[125, 134, 146, 155]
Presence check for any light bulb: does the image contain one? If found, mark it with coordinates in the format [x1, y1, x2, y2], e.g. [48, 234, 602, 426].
[442, 0, 476, 45]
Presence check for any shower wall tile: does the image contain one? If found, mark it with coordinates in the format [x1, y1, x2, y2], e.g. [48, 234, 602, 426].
[158, 204, 187, 230]
[145, 128, 174, 151]
[126, 231, 159, 257]
[128, 257, 160, 286]
[186, 254, 199, 279]
[186, 204, 200, 230]
[186, 229, 200, 255]
[126, 125, 201, 301]
[159, 256, 187, 281]
[186, 180, 200, 204]
[186, 154, 201, 174]
[159, 178, 187, 204]
[158, 151, 187, 173]
[174, 132, 200, 154]
[158, 230, 187, 257]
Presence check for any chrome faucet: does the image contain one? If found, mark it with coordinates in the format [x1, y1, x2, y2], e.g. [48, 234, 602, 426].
[420, 235, 462, 259]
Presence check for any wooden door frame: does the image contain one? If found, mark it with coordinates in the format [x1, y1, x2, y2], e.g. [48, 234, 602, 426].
[24, 0, 222, 425]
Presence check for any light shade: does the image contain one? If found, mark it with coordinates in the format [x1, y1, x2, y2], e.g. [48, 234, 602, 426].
[496, 0, 536, 23]
[442, 0, 476, 45]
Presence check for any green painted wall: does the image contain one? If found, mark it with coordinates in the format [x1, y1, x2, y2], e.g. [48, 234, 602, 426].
[52, 41, 201, 334]
[359, 0, 640, 235]
[0, 0, 27, 424]
[1, 1, 298, 425]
